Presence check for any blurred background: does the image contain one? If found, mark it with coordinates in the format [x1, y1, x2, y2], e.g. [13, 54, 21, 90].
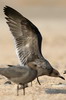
[0, 0, 66, 70]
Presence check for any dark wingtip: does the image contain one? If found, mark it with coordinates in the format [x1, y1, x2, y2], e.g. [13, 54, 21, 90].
[8, 65, 13, 67]
[3, 6, 7, 12]
[3, 5, 23, 19]
[3, 6, 11, 16]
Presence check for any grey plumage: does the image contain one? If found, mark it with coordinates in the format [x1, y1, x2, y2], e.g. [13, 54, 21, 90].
[3, 6, 65, 82]
[4, 6, 42, 65]
[0, 65, 37, 95]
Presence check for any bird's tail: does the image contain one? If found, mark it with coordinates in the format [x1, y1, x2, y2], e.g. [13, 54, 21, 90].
[0, 65, 10, 77]
[0, 68, 6, 76]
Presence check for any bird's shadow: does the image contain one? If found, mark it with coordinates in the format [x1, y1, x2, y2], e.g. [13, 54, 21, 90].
[45, 88, 66, 94]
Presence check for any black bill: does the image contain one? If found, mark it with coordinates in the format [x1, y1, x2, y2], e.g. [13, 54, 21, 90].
[59, 76, 65, 80]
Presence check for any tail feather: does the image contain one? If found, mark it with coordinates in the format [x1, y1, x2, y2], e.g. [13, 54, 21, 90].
[8, 65, 15, 67]
[0, 68, 6, 76]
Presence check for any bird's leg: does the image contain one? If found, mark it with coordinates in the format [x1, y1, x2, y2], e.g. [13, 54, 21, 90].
[31, 82, 32, 86]
[23, 85, 25, 95]
[17, 84, 19, 96]
[37, 77, 41, 85]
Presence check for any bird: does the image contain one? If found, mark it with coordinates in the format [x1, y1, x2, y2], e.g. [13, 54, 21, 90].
[3, 6, 65, 84]
[0, 64, 37, 95]
[4, 64, 40, 86]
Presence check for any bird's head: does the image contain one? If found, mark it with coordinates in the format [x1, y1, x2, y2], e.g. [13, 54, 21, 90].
[27, 59, 65, 80]
[37, 59, 65, 80]
[27, 62, 38, 70]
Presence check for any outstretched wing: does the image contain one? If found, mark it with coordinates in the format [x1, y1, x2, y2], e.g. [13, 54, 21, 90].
[4, 6, 42, 65]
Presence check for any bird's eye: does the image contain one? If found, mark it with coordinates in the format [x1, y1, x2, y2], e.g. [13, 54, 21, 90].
[34, 64, 37, 67]
[55, 72, 58, 75]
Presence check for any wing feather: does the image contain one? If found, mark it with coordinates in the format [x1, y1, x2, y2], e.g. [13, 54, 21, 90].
[4, 6, 42, 65]
[0, 66, 28, 78]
